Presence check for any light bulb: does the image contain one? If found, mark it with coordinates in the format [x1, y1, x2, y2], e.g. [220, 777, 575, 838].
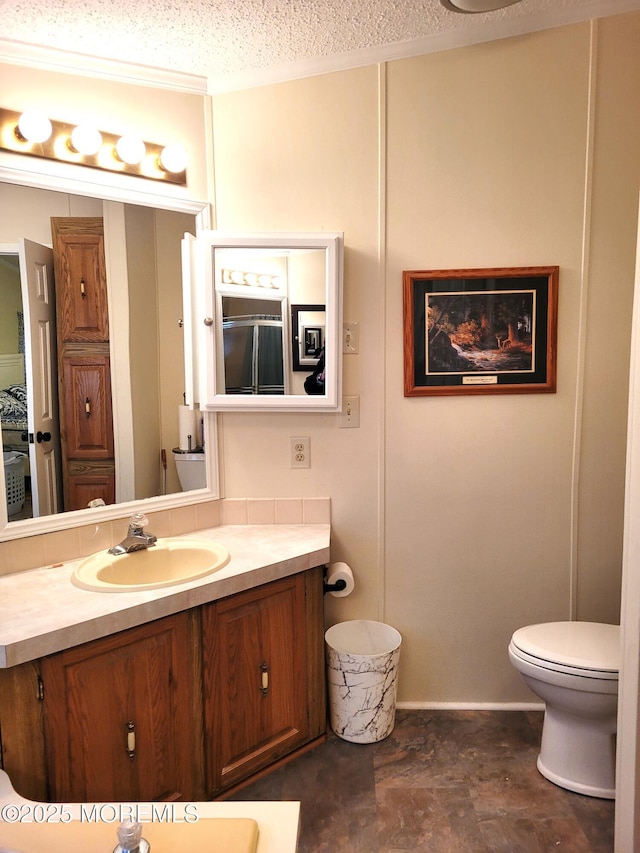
[69, 125, 102, 156]
[158, 143, 188, 174]
[115, 134, 146, 165]
[16, 111, 52, 143]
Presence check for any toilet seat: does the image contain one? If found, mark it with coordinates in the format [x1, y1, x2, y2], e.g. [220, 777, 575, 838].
[510, 622, 619, 680]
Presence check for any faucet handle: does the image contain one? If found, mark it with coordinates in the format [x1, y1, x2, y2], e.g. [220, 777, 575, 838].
[129, 512, 149, 531]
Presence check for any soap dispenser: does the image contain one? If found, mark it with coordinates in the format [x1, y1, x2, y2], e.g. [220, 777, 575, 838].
[113, 820, 150, 853]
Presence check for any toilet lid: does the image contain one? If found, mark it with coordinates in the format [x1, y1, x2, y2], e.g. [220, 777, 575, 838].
[510, 622, 619, 677]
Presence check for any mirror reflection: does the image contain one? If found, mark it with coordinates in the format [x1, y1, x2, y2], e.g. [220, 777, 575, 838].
[214, 246, 326, 397]
[291, 303, 326, 396]
[222, 296, 287, 394]
[0, 181, 200, 524]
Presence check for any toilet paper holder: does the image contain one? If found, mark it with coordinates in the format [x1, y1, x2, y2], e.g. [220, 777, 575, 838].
[323, 565, 347, 595]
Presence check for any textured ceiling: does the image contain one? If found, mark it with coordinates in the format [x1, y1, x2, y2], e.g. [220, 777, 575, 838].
[1, 0, 639, 91]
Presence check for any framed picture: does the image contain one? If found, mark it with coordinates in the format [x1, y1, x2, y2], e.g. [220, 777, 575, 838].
[403, 266, 558, 396]
[291, 304, 325, 371]
[303, 326, 323, 357]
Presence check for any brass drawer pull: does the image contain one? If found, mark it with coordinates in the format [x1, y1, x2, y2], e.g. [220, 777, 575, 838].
[126, 720, 136, 760]
[260, 662, 269, 695]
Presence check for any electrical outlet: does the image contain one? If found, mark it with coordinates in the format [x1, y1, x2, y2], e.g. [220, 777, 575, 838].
[339, 396, 360, 428]
[290, 436, 310, 468]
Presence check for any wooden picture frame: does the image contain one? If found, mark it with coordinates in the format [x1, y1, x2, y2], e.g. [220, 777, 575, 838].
[403, 266, 559, 396]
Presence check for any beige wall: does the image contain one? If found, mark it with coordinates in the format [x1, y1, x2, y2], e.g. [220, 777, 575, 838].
[0, 260, 22, 353]
[122, 204, 197, 499]
[124, 204, 162, 499]
[155, 208, 198, 495]
[212, 14, 640, 704]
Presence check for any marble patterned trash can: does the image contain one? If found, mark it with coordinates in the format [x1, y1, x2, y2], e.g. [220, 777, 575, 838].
[325, 620, 402, 744]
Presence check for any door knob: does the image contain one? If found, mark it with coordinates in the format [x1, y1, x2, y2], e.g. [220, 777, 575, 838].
[36, 431, 51, 443]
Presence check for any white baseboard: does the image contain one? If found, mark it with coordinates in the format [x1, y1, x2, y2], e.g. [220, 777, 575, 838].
[396, 701, 544, 711]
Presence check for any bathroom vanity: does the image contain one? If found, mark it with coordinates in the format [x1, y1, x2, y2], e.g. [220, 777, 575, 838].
[0, 524, 330, 804]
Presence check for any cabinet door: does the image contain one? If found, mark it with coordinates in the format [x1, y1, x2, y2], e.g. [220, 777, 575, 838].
[62, 354, 114, 459]
[41, 613, 199, 803]
[202, 573, 311, 794]
[0, 662, 47, 802]
[67, 467, 116, 511]
[51, 218, 109, 342]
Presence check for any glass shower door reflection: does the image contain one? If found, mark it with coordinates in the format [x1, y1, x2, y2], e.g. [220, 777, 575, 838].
[223, 318, 284, 394]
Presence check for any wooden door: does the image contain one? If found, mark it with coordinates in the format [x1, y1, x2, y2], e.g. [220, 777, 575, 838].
[41, 613, 199, 803]
[202, 574, 310, 795]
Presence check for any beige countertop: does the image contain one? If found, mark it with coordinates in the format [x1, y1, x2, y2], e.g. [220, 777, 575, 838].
[0, 524, 330, 668]
[0, 769, 300, 853]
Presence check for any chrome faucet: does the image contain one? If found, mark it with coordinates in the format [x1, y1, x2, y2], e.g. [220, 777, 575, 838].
[108, 513, 158, 555]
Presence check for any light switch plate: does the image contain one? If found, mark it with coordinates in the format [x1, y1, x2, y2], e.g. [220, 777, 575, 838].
[343, 322, 359, 354]
[339, 396, 360, 428]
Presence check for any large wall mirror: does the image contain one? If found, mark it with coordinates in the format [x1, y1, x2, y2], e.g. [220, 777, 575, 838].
[197, 232, 343, 412]
[0, 175, 218, 541]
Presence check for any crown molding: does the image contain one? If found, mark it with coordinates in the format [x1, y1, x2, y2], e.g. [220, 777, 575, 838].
[0, 38, 208, 94]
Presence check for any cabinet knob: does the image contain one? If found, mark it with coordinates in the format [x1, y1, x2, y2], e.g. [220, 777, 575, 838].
[126, 720, 136, 760]
[203, 317, 214, 326]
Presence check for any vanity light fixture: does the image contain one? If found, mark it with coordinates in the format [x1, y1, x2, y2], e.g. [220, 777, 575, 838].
[440, 0, 522, 11]
[221, 269, 283, 290]
[0, 107, 188, 185]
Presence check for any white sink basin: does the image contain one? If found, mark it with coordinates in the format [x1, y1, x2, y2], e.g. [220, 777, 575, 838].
[71, 538, 230, 592]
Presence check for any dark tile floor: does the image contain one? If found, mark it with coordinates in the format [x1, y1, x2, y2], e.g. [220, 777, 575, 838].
[232, 710, 615, 852]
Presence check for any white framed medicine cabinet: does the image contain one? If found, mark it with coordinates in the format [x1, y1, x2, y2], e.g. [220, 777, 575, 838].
[188, 231, 344, 412]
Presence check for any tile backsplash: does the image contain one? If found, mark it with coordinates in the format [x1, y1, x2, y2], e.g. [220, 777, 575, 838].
[0, 498, 330, 578]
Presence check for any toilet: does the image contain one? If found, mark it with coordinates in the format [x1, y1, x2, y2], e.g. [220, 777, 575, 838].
[508, 621, 619, 799]
[172, 448, 207, 491]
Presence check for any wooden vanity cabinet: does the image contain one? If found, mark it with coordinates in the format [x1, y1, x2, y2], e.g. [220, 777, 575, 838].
[0, 567, 327, 804]
[40, 611, 202, 803]
[202, 567, 326, 796]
